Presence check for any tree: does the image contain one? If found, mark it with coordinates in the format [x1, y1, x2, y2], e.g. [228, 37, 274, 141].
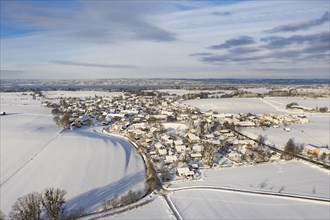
[257, 134, 266, 144]
[319, 107, 328, 113]
[60, 114, 71, 128]
[9, 192, 42, 220]
[320, 152, 327, 161]
[41, 188, 66, 220]
[286, 102, 298, 109]
[202, 143, 216, 166]
[51, 108, 60, 115]
[282, 138, 296, 160]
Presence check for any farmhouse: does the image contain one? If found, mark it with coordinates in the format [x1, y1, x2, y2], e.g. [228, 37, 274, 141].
[303, 144, 319, 155]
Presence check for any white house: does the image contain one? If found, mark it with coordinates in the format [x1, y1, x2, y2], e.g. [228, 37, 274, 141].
[192, 144, 203, 152]
[175, 145, 186, 153]
[165, 155, 177, 164]
[176, 167, 194, 177]
[187, 133, 200, 143]
[190, 153, 202, 160]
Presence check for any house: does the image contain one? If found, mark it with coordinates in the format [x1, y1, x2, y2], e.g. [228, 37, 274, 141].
[175, 145, 186, 153]
[190, 153, 202, 160]
[303, 144, 319, 155]
[157, 148, 167, 156]
[174, 140, 184, 146]
[303, 144, 329, 156]
[176, 167, 194, 177]
[236, 121, 256, 127]
[227, 151, 242, 163]
[192, 144, 203, 152]
[187, 133, 200, 143]
[164, 155, 177, 164]
[319, 148, 330, 155]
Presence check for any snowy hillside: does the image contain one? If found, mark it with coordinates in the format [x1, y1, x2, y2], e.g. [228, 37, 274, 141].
[0, 92, 146, 215]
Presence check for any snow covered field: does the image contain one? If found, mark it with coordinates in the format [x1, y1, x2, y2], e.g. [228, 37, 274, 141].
[185, 97, 330, 147]
[264, 97, 330, 112]
[110, 196, 175, 219]
[184, 98, 283, 114]
[0, 92, 146, 215]
[184, 97, 329, 114]
[242, 115, 330, 147]
[43, 90, 123, 98]
[170, 189, 329, 220]
[169, 161, 330, 199]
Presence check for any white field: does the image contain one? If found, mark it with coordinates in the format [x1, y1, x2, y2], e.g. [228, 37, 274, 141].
[264, 97, 330, 112]
[0, 92, 146, 215]
[184, 98, 283, 114]
[43, 90, 123, 98]
[185, 97, 330, 147]
[184, 97, 329, 114]
[170, 189, 329, 220]
[110, 196, 176, 219]
[242, 115, 330, 147]
[169, 161, 330, 199]
[152, 89, 232, 96]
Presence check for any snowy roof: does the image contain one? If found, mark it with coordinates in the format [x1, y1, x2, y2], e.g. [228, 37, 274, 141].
[187, 133, 200, 141]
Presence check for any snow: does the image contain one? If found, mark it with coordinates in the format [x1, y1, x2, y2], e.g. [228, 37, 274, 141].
[184, 98, 283, 114]
[42, 90, 122, 98]
[170, 189, 330, 220]
[184, 97, 329, 147]
[110, 196, 176, 219]
[242, 115, 330, 147]
[163, 122, 188, 133]
[184, 97, 329, 115]
[264, 97, 329, 112]
[0, 92, 146, 216]
[148, 89, 231, 96]
[169, 161, 330, 199]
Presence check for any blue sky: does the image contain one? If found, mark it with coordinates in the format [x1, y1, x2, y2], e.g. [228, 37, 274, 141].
[1, 0, 329, 79]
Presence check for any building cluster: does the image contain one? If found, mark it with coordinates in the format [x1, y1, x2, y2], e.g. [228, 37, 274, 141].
[44, 91, 329, 182]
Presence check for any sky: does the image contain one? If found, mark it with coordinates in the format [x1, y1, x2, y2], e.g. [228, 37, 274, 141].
[0, 0, 329, 79]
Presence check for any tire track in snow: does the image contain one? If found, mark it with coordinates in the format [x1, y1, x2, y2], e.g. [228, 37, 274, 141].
[165, 186, 330, 203]
[163, 194, 183, 220]
[0, 132, 61, 187]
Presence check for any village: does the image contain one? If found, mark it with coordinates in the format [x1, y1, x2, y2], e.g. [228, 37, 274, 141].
[43, 90, 330, 182]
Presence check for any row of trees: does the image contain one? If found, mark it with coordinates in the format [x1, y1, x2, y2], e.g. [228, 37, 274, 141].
[101, 190, 144, 211]
[2, 188, 84, 220]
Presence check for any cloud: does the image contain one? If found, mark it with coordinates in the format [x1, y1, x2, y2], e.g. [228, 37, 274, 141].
[189, 52, 214, 56]
[261, 31, 329, 48]
[50, 61, 137, 69]
[212, 11, 231, 16]
[0, 70, 26, 78]
[196, 31, 329, 65]
[228, 46, 260, 54]
[1, 1, 176, 43]
[265, 11, 329, 33]
[208, 36, 255, 49]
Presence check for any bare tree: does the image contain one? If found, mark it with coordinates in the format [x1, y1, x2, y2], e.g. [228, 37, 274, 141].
[41, 188, 66, 220]
[9, 192, 42, 220]
[257, 134, 267, 145]
[60, 114, 71, 128]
